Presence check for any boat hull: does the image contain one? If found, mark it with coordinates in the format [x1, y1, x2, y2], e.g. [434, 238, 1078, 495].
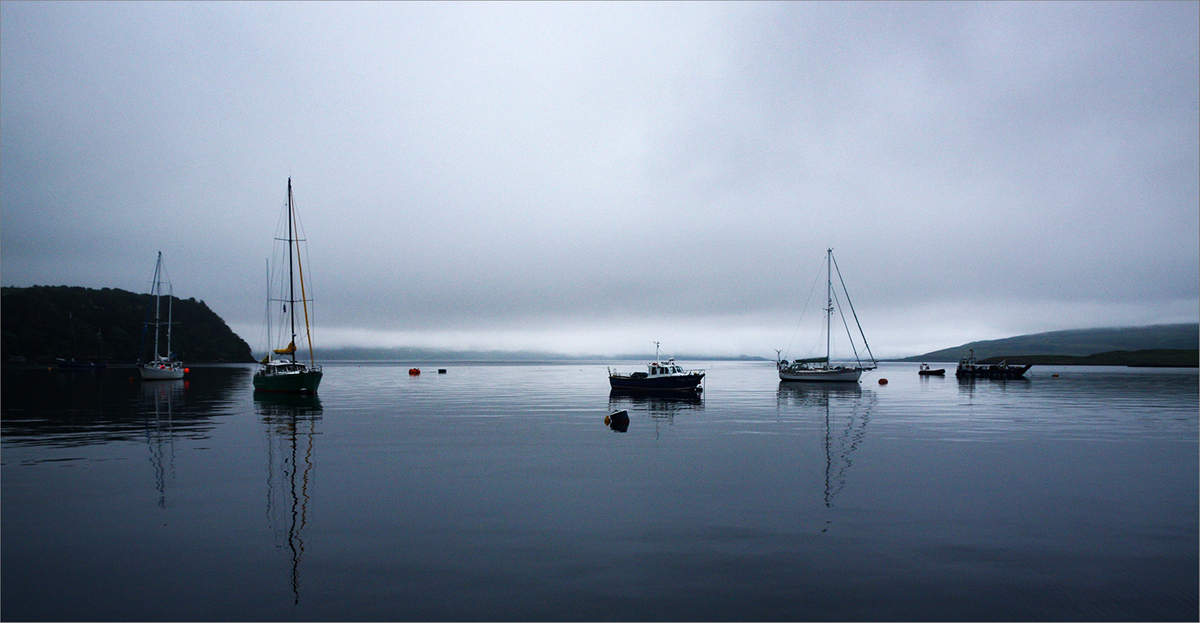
[918, 369, 946, 376]
[779, 368, 863, 382]
[253, 369, 323, 393]
[608, 373, 704, 391]
[955, 365, 1030, 379]
[140, 364, 184, 380]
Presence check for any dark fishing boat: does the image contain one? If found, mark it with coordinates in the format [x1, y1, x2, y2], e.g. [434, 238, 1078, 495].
[955, 350, 1030, 379]
[608, 344, 704, 392]
[918, 363, 945, 376]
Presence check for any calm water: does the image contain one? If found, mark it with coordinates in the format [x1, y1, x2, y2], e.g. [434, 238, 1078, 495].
[2, 362, 1196, 621]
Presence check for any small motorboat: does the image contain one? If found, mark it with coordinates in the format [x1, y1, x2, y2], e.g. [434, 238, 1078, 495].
[608, 343, 704, 392]
[609, 358, 704, 391]
[918, 363, 945, 376]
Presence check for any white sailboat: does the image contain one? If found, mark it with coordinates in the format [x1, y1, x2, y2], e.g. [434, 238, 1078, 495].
[778, 248, 876, 382]
[140, 251, 187, 380]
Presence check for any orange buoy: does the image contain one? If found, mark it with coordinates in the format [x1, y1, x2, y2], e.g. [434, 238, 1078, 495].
[409, 368, 420, 376]
[878, 378, 888, 385]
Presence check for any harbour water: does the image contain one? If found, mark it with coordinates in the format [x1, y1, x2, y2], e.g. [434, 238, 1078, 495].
[2, 361, 1196, 621]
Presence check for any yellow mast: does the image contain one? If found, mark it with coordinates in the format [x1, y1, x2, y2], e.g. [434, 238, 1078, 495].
[291, 191, 316, 369]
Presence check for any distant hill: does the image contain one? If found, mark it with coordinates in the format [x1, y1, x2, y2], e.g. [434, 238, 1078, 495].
[903, 324, 1199, 363]
[2, 285, 254, 364]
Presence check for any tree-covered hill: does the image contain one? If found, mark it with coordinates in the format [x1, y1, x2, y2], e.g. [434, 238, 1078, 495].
[2, 285, 254, 364]
[976, 349, 1198, 367]
[902, 324, 1199, 364]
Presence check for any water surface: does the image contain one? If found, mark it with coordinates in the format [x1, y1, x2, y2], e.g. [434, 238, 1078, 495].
[2, 362, 1196, 620]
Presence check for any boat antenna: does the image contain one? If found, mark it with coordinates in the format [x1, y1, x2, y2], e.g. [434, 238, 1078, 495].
[654, 341, 660, 362]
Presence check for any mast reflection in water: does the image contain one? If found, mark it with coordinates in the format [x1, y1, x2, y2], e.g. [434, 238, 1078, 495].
[777, 382, 875, 509]
[255, 392, 322, 606]
[142, 380, 185, 509]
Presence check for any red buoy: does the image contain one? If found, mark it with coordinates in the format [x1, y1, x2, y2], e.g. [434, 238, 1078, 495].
[878, 378, 888, 385]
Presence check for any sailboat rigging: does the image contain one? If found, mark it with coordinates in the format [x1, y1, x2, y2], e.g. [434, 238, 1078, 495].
[140, 251, 186, 380]
[777, 248, 876, 382]
[253, 178, 323, 394]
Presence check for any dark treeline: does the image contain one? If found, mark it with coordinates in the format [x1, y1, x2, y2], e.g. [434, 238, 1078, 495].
[2, 285, 254, 364]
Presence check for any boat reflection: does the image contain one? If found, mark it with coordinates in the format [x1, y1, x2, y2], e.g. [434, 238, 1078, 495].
[777, 380, 861, 406]
[1, 367, 217, 448]
[956, 374, 1031, 400]
[607, 389, 704, 436]
[254, 391, 322, 606]
[777, 383, 875, 509]
[141, 379, 185, 509]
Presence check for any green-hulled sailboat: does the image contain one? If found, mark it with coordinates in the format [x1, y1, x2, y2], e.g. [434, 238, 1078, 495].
[253, 178, 323, 394]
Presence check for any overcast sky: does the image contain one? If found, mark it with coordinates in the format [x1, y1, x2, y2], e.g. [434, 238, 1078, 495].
[3, 1, 1197, 359]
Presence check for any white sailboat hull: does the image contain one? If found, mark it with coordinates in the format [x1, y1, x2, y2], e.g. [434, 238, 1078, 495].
[779, 367, 863, 382]
[140, 363, 184, 380]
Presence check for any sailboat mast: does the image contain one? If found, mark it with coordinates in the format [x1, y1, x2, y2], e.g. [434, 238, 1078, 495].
[287, 178, 296, 363]
[265, 259, 271, 359]
[153, 251, 163, 360]
[825, 248, 833, 365]
[293, 192, 316, 369]
[166, 275, 173, 361]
